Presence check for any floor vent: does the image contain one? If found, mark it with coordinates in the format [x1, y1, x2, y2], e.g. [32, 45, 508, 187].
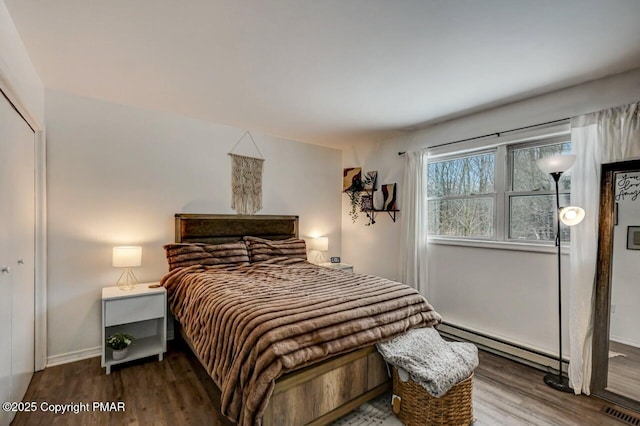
[603, 406, 640, 426]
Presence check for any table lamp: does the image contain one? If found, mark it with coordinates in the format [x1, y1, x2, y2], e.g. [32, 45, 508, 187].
[112, 246, 142, 290]
[309, 237, 329, 264]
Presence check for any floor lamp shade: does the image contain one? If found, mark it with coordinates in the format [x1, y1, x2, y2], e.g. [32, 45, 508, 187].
[113, 246, 142, 290]
[559, 206, 585, 226]
[536, 154, 576, 174]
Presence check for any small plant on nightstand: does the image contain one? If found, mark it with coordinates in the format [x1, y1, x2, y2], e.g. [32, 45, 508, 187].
[106, 333, 134, 361]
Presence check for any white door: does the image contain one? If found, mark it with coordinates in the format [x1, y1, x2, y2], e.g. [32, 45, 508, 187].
[0, 93, 35, 426]
[0, 94, 14, 426]
[10, 98, 35, 406]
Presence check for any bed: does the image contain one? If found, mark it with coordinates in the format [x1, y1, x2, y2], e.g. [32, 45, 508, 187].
[162, 214, 441, 425]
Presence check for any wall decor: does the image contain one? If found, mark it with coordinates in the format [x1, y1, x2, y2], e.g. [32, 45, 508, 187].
[343, 167, 366, 222]
[228, 131, 265, 215]
[382, 183, 397, 211]
[364, 171, 378, 191]
[342, 168, 398, 225]
[343, 167, 362, 191]
[627, 226, 640, 250]
[615, 173, 640, 202]
[360, 195, 373, 211]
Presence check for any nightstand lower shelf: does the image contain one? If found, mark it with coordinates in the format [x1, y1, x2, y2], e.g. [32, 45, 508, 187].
[104, 335, 164, 374]
[102, 283, 167, 375]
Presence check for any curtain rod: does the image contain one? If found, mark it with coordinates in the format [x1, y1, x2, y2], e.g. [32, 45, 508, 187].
[397, 117, 570, 156]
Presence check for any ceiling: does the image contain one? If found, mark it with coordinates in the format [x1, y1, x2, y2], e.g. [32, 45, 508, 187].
[5, 0, 640, 147]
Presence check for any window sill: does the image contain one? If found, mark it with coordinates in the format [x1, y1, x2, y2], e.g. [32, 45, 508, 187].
[428, 237, 569, 254]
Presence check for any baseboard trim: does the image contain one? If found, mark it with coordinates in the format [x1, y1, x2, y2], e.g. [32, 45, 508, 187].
[47, 346, 101, 367]
[610, 335, 640, 349]
[439, 322, 569, 373]
[45, 324, 568, 371]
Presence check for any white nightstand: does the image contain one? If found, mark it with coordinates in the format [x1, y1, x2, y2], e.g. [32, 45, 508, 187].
[101, 282, 167, 374]
[319, 262, 354, 272]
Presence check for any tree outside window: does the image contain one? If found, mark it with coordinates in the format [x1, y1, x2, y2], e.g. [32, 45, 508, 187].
[508, 141, 571, 241]
[428, 152, 495, 238]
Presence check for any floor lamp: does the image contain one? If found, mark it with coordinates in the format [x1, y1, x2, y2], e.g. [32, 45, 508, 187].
[536, 154, 585, 392]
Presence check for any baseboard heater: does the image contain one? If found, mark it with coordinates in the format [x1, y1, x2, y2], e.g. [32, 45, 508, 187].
[438, 322, 569, 373]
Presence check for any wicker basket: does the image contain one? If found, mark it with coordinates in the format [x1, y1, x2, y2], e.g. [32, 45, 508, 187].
[392, 367, 474, 426]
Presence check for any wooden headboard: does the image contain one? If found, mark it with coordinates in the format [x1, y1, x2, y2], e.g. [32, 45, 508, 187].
[174, 214, 299, 244]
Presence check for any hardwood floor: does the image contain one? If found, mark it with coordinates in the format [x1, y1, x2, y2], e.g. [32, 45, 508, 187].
[608, 341, 640, 402]
[13, 340, 232, 426]
[13, 340, 632, 426]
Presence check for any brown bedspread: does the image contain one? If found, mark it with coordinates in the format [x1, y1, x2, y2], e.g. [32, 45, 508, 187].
[161, 258, 441, 425]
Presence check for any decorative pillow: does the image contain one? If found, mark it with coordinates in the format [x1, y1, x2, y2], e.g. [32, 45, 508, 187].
[163, 242, 250, 271]
[243, 236, 307, 262]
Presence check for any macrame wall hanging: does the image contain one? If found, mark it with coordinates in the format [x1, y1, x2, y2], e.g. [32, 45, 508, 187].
[228, 131, 265, 215]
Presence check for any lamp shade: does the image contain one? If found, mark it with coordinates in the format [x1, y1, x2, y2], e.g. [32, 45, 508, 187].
[112, 246, 142, 267]
[559, 206, 585, 226]
[309, 236, 329, 251]
[536, 154, 576, 174]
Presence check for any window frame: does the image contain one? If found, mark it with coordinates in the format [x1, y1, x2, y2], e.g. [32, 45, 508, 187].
[426, 132, 572, 248]
[427, 148, 497, 241]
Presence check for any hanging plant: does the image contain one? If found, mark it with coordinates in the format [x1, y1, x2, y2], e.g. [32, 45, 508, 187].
[346, 184, 363, 222]
[344, 174, 375, 223]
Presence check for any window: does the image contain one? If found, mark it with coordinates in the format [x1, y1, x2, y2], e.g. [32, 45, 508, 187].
[427, 135, 572, 244]
[508, 140, 571, 242]
[427, 151, 495, 238]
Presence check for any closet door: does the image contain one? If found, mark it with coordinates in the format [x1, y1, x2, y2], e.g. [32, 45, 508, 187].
[0, 94, 14, 426]
[10, 100, 35, 405]
[0, 93, 35, 425]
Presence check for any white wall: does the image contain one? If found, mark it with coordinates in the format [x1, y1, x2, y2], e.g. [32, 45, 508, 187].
[46, 90, 342, 361]
[342, 67, 640, 357]
[611, 171, 640, 348]
[0, 0, 43, 126]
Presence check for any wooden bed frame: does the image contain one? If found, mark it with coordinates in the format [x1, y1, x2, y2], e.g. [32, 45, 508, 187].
[173, 214, 390, 425]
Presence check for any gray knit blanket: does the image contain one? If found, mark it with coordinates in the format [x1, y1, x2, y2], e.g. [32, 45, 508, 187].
[376, 327, 478, 397]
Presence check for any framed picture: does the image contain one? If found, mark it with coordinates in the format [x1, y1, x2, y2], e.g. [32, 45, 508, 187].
[627, 226, 640, 250]
[382, 183, 397, 211]
[364, 171, 377, 191]
[360, 195, 373, 211]
[343, 167, 362, 192]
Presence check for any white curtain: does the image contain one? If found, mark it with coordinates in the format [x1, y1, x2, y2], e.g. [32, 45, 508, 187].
[399, 150, 429, 296]
[569, 102, 640, 394]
